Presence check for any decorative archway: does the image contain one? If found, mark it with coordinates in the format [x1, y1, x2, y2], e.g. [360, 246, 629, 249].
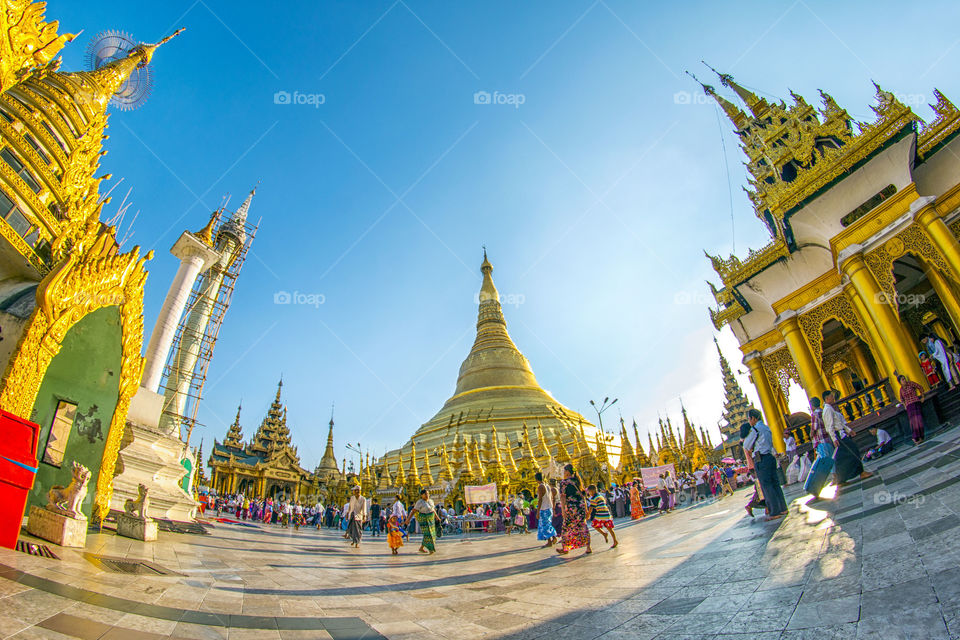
[864, 223, 958, 318]
[0, 234, 151, 521]
[797, 294, 869, 371]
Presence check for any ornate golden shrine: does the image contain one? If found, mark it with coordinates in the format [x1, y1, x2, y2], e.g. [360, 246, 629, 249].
[208, 381, 346, 505]
[0, 1, 182, 520]
[700, 66, 960, 450]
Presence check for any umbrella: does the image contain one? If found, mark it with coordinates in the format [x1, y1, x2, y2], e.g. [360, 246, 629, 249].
[721, 457, 735, 464]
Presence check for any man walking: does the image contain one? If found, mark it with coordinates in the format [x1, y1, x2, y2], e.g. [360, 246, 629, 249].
[743, 408, 787, 519]
[803, 397, 834, 501]
[822, 389, 873, 485]
[370, 497, 382, 537]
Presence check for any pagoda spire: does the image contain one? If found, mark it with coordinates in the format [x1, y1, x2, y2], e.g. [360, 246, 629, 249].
[395, 451, 407, 488]
[420, 448, 435, 487]
[648, 432, 659, 466]
[408, 441, 421, 488]
[553, 428, 571, 464]
[618, 419, 637, 475]
[439, 443, 455, 483]
[535, 420, 550, 460]
[521, 422, 537, 460]
[504, 438, 520, 474]
[715, 336, 756, 448]
[195, 209, 218, 246]
[224, 402, 243, 447]
[632, 420, 649, 467]
[73, 28, 185, 111]
[687, 70, 749, 128]
[454, 251, 541, 396]
[702, 61, 769, 118]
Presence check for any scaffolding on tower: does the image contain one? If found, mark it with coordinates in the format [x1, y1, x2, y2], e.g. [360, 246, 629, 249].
[159, 204, 259, 447]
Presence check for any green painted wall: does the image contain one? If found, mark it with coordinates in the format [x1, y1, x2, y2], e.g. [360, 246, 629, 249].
[28, 306, 122, 520]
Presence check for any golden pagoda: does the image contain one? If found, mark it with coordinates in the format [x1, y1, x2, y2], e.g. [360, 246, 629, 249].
[698, 65, 960, 451]
[384, 251, 607, 501]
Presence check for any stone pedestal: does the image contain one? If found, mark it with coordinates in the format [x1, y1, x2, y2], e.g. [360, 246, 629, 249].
[116, 513, 158, 541]
[26, 505, 87, 547]
[111, 390, 199, 522]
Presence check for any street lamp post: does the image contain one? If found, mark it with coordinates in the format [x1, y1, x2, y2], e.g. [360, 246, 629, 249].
[589, 397, 618, 431]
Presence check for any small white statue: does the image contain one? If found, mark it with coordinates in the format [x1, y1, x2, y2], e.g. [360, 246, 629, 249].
[46, 461, 91, 519]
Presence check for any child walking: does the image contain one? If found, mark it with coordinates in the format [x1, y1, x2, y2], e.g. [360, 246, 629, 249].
[387, 515, 404, 555]
[586, 485, 618, 548]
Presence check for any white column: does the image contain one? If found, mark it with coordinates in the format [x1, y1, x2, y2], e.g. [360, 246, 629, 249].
[142, 232, 219, 392]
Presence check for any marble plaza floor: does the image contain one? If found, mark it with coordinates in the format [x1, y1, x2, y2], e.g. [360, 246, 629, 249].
[5, 429, 960, 640]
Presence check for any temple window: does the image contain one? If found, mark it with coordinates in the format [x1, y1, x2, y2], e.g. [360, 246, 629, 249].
[840, 185, 897, 227]
[0, 147, 41, 193]
[0, 189, 33, 238]
[41, 122, 67, 153]
[24, 134, 51, 165]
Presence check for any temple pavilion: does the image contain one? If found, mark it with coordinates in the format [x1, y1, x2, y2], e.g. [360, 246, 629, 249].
[208, 380, 347, 503]
[701, 67, 960, 450]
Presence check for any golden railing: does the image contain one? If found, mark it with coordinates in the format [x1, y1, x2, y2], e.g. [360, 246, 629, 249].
[783, 378, 894, 444]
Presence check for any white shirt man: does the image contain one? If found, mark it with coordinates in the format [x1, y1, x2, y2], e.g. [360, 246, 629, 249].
[391, 498, 406, 520]
[345, 492, 368, 522]
[821, 399, 852, 444]
[876, 428, 892, 447]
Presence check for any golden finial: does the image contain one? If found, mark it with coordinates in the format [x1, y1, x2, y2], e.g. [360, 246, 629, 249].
[195, 210, 217, 246]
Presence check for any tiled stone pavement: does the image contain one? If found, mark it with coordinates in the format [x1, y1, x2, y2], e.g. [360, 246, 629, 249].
[5, 427, 960, 639]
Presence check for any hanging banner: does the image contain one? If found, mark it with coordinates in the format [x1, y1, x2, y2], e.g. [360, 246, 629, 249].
[464, 483, 497, 504]
[639, 464, 676, 490]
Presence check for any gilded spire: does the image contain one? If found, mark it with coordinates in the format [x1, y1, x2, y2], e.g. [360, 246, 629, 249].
[195, 209, 217, 246]
[224, 402, 243, 447]
[702, 61, 768, 118]
[453, 251, 541, 397]
[521, 422, 537, 460]
[71, 28, 185, 112]
[553, 428, 571, 464]
[648, 431, 658, 465]
[420, 448, 434, 487]
[504, 438, 520, 474]
[408, 440, 421, 487]
[535, 420, 550, 460]
[395, 451, 406, 487]
[687, 70, 748, 129]
[439, 443, 455, 483]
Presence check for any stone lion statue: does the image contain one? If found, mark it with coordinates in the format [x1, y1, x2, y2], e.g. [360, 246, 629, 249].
[46, 461, 91, 519]
[123, 483, 150, 520]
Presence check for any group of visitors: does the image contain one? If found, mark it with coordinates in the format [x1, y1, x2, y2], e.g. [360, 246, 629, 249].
[209, 494, 314, 529]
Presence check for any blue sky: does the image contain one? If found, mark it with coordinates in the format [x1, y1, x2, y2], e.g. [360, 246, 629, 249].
[48, 0, 960, 471]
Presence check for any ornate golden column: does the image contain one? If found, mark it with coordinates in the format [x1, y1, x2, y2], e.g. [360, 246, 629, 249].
[743, 351, 786, 453]
[850, 342, 877, 385]
[925, 263, 960, 340]
[776, 310, 829, 401]
[846, 288, 897, 383]
[839, 245, 928, 389]
[915, 198, 960, 281]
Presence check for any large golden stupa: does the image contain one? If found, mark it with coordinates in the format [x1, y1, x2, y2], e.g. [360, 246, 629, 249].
[385, 252, 609, 480]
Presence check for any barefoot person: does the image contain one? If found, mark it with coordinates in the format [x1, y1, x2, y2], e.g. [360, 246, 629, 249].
[898, 374, 927, 444]
[407, 489, 438, 554]
[585, 484, 618, 548]
[557, 463, 591, 555]
[822, 389, 873, 485]
[629, 478, 645, 519]
[344, 485, 368, 548]
[535, 472, 557, 548]
[386, 514, 404, 555]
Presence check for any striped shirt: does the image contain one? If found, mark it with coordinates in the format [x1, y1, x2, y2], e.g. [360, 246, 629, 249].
[589, 495, 611, 520]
